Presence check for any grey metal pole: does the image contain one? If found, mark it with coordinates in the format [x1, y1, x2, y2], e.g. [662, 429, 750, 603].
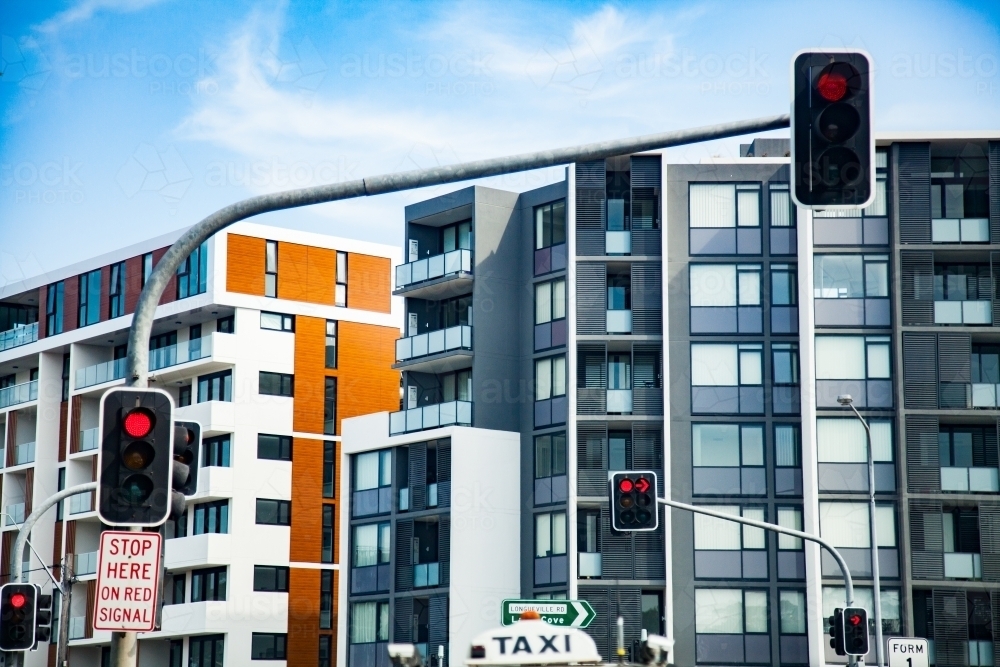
[846, 400, 885, 667]
[10, 483, 98, 581]
[56, 555, 73, 667]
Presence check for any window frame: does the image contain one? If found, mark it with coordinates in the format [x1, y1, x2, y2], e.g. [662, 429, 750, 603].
[777, 507, 805, 551]
[770, 264, 798, 306]
[535, 355, 567, 401]
[813, 254, 889, 300]
[772, 343, 800, 386]
[322, 505, 335, 563]
[325, 320, 338, 368]
[692, 422, 765, 469]
[253, 565, 289, 592]
[324, 377, 337, 435]
[535, 278, 567, 324]
[814, 335, 891, 381]
[689, 182, 762, 229]
[190, 566, 227, 602]
[109, 261, 126, 318]
[46, 281, 65, 335]
[197, 369, 232, 402]
[78, 269, 102, 327]
[192, 500, 229, 535]
[265, 240, 278, 298]
[202, 434, 231, 467]
[691, 342, 764, 388]
[534, 432, 567, 480]
[250, 633, 288, 660]
[349, 600, 389, 644]
[534, 511, 567, 558]
[693, 504, 767, 552]
[323, 441, 336, 498]
[176, 241, 208, 299]
[335, 251, 348, 306]
[694, 588, 770, 635]
[774, 424, 802, 468]
[255, 498, 291, 526]
[535, 199, 567, 250]
[260, 311, 294, 331]
[352, 521, 391, 567]
[257, 434, 292, 461]
[259, 371, 294, 397]
[769, 182, 795, 228]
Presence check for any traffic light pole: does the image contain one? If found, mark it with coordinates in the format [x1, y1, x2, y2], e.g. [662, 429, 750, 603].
[656, 497, 860, 666]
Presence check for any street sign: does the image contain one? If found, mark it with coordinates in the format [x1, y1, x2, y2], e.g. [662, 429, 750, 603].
[501, 599, 596, 628]
[888, 638, 930, 667]
[94, 531, 162, 632]
[468, 618, 602, 665]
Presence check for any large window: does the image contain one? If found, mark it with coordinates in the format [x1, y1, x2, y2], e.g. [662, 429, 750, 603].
[350, 601, 389, 644]
[203, 434, 231, 467]
[353, 522, 391, 567]
[771, 265, 797, 306]
[259, 372, 293, 397]
[265, 240, 278, 298]
[690, 183, 761, 228]
[534, 433, 567, 480]
[324, 377, 337, 435]
[774, 425, 801, 468]
[78, 269, 101, 327]
[819, 502, 897, 549]
[772, 344, 799, 386]
[177, 241, 208, 299]
[141, 253, 153, 287]
[354, 450, 392, 491]
[777, 507, 804, 550]
[440, 369, 471, 402]
[197, 370, 232, 402]
[253, 565, 289, 592]
[535, 279, 567, 324]
[778, 590, 807, 635]
[695, 588, 768, 634]
[535, 200, 566, 250]
[251, 634, 287, 660]
[694, 506, 766, 551]
[109, 262, 126, 318]
[815, 336, 890, 380]
[689, 264, 761, 308]
[816, 418, 893, 464]
[189, 635, 225, 666]
[535, 511, 567, 557]
[193, 500, 229, 535]
[813, 255, 889, 299]
[190, 567, 227, 602]
[46, 281, 64, 335]
[260, 311, 294, 331]
[325, 321, 338, 368]
[256, 499, 291, 526]
[258, 434, 292, 461]
[928, 151, 989, 242]
[535, 355, 567, 401]
[692, 343, 763, 387]
[693, 423, 764, 469]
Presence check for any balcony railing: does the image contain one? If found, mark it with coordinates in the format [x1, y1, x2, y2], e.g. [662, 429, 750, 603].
[607, 389, 633, 414]
[75, 551, 98, 576]
[389, 400, 472, 435]
[70, 491, 93, 515]
[76, 336, 214, 389]
[944, 552, 982, 579]
[0, 380, 38, 409]
[15, 442, 35, 465]
[605, 231, 631, 254]
[68, 616, 85, 640]
[934, 300, 991, 324]
[5, 503, 25, 526]
[0, 323, 38, 352]
[941, 466, 1000, 492]
[579, 552, 602, 578]
[396, 325, 472, 362]
[80, 428, 98, 452]
[395, 249, 472, 289]
[606, 309, 632, 333]
[75, 358, 126, 389]
[932, 218, 989, 243]
[413, 562, 440, 588]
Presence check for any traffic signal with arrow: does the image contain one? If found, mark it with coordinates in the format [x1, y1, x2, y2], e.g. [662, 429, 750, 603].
[843, 607, 870, 656]
[609, 471, 658, 531]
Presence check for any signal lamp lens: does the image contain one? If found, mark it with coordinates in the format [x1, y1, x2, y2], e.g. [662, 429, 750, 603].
[619, 495, 635, 509]
[634, 477, 651, 493]
[636, 509, 652, 523]
[816, 103, 861, 142]
[121, 474, 154, 505]
[636, 493, 652, 507]
[122, 441, 155, 471]
[817, 72, 848, 101]
[123, 408, 154, 438]
[10, 594, 25, 609]
[847, 614, 862, 626]
[618, 478, 634, 493]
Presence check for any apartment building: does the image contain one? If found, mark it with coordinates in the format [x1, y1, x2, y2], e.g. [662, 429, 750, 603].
[0, 221, 401, 666]
[340, 134, 1000, 667]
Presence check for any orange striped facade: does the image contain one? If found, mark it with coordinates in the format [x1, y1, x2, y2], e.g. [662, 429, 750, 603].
[227, 232, 398, 667]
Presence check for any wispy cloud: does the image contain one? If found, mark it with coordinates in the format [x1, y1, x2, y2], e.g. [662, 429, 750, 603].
[34, 0, 170, 34]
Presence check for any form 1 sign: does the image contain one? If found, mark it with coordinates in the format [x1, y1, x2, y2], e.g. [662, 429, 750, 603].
[888, 638, 929, 667]
[94, 531, 162, 632]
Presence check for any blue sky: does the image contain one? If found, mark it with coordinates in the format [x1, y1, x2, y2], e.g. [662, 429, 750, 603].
[1, 0, 999, 284]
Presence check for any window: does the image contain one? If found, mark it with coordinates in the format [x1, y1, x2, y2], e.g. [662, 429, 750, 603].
[440, 369, 471, 402]
[323, 441, 335, 498]
[689, 264, 762, 307]
[141, 253, 153, 287]
[813, 255, 889, 299]
[770, 183, 794, 227]
[535, 200, 567, 250]
[689, 183, 761, 228]
[779, 590, 807, 635]
[259, 372, 293, 397]
[939, 425, 997, 471]
[692, 423, 764, 468]
[320, 570, 333, 629]
[265, 240, 278, 297]
[325, 321, 338, 368]
[319, 636, 332, 667]
[78, 269, 101, 327]
[253, 565, 289, 592]
[202, 434, 231, 467]
[197, 370, 232, 402]
[535, 355, 566, 401]
[56, 467, 66, 521]
[817, 418, 893, 463]
[814, 336, 890, 380]
[774, 425, 801, 467]
[772, 344, 799, 386]
[691, 343, 763, 386]
[354, 450, 392, 490]
[258, 434, 292, 461]
[350, 601, 389, 644]
[934, 264, 992, 301]
[534, 433, 567, 479]
[973, 344, 1000, 383]
[324, 377, 337, 435]
[441, 220, 472, 253]
[193, 500, 229, 535]
[535, 279, 567, 324]
[777, 507, 804, 550]
[256, 499, 291, 526]
[189, 635, 224, 666]
[260, 311, 294, 331]
[694, 506, 765, 551]
[770, 264, 797, 306]
[177, 241, 208, 299]
[695, 589, 768, 634]
[607, 271, 631, 310]
[109, 262, 126, 318]
[190, 567, 227, 602]
[216, 315, 234, 333]
[336, 251, 348, 306]
[577, 509, 600, 555]
[251, 633, 287, 660]
[170, 577, 185, 607]
[317, 505, 333, 564]
[819, 502, 896, 548]
[535, 511, 567, 557]
[353, 522, 391, 567]
[178, 384, 192, 407]
[46, 281, 64, 335]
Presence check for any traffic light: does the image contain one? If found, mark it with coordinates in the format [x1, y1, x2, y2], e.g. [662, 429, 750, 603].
[98, 388, 174, 526]
[791, 50, 874, 209]
[610, 471, 658, 531]
[171, 420, 202, 516]
[0, 583, 37, 650]
[35, 592, 52, 645]
[843, 607, 870, 656]
[828, 608, 845, 655]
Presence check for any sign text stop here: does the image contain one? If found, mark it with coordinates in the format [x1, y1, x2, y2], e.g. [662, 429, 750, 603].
[94, 531, 162, 632]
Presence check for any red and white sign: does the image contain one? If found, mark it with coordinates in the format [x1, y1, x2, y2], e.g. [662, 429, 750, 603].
[94, 531, 162, 632]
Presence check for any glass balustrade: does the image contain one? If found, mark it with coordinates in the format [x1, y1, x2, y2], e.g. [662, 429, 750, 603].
[606, 310, 632, 333]
[605, 231, 631, 254]
[14, 442, 35, 465]
[75, 551, 98, 576]
[80, 428, 99, 452]
[0, 323, 38, 352]
[70, 491, 93, 515]
[5, 503, 25, 526]
[0, 380, 38, 409]
[395, 326, 472, 362]
[579, 552, 602, 578]
[941, 467, 1000, 492]
[934, 300, 992, 324]
[395, 249, 472, 289]
[389, 401, 472, 435]
[69, 617, 85, 640]
[413, 562, 440, 588]
[932, 218, 990, 243]
[76, 336, 214, 389]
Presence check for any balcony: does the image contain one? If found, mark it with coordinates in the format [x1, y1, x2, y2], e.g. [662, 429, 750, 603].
[399, 488, 410, 511]
[75, 357, 126, 390]
[394, 325, 472, 373]
[70, 491, 93, 515]
[68, 616, 86, 640]
[5, 503, 24, 526]
[0, 380, 37, 409]
[75, 551, 98, 576]
[605, 231, 631, 255]
[944, 552, 982, 579]
[14, 442, 35, 466]
[394, 249, 473, 299]
[75, 336, 215, 390]
[606, 389, 632, 414]
[0, 323, 37, 352]
[164, 533, 232, 570]
[389, 400, 472, 435]
[935, 300, 992, 325]
[413, 562, 440, 588]
[579, 552, 601, 578]
[606, 309, 632, 334]
[79, 428, 98, 452]
[932, 218, 989, 243]
[941, 467, 1000, 492]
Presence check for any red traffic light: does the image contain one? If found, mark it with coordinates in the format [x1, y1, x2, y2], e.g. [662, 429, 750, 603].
[634, 477, 651, 493]
[817, 72, 848, 101]
[123, 408, 154, 438]
[618, 478, 634, 493]
[9, 593, 25, 609]
[847, 613, 863, 626]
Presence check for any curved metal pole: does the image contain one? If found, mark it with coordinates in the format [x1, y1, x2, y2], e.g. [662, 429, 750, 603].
[125, 113, 790, 388]
[11, 482, 98, 581]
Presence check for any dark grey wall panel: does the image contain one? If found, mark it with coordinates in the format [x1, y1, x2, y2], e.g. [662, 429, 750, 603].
[409, 441, 427, 511]
[577, 263, 607, 334]
[937, 333, 971, 383]
[630, 156, 661, 187]
[632, 262, 662, 335]
[577, 160, 605, 256]
[979, 503, 1000, 582]
[906, 415, 940, 492]
[903, 333, 938, 409]
[896, 142, 932, 244]
[393, 596, 413, 642]
[933, 589, 969, 667]
[900, 251, 934, 325]
[428, 595, 449, 655]
[909, 500, 943, 580]
[395, 520, 413, 591]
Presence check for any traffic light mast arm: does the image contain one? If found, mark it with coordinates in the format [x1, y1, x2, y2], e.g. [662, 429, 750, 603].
[10, 482, 99, 582]
[124, 114, 789, 388]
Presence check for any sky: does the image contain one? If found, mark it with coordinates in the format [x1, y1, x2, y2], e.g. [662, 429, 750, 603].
[1, 0, 999, 286]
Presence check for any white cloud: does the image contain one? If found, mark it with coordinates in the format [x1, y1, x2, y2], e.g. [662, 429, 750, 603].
[34, 0, 170, 34]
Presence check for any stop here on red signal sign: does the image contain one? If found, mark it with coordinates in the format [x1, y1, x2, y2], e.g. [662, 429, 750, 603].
[94, 531, 162, 632]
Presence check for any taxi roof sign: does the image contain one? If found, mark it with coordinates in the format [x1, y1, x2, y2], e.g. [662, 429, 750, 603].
[467, 618, 602, 665]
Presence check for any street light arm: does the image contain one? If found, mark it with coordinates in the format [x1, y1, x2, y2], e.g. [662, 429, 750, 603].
[11, 483, 99, 582]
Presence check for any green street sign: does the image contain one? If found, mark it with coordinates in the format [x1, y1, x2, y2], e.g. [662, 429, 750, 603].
[501, 599, 597, 628]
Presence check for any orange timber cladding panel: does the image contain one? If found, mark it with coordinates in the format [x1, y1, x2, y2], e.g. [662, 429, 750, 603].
[287, 568, 338, 667]
[347, 252, 392, 313]
[225, 233, 266, 296]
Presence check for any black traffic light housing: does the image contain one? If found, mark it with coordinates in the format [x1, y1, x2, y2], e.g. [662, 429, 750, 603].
[609, 471, 658, 532]
[828, 608, 845, 655]
[0, 583, 37, 650]
[843, 607, 870, 656]
[791, 50, 874, 209]
[98, 388, 174, 527]
[35, 592, 52, 645]
[171, 420, 202, 518]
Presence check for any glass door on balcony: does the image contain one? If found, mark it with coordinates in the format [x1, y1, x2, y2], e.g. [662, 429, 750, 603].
[934, 264, 992, 324]
[607, 354, 632, 413]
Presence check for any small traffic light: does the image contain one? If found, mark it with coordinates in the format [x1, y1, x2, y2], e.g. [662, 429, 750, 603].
[828, 608, 845, 655]
[98, 388, 174, 527]
[791, 50, 874, 209]
[610, 471, 658, 532]
[0, 583, 37, 650]
[843, 607, 870, 656]
[35, 592, 52, 645]
[171, 420, 202, 517]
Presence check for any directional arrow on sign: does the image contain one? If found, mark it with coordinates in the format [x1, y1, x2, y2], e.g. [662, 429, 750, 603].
[501, 599, 597, 628]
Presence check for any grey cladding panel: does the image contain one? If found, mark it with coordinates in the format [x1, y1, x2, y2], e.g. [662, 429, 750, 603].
[577, 160, 606, 188]
[933, 589, 969, 667]
[440, 516, 451, 586]
[992, 253, 1000, 326]
[896, 143, 932, 244]
[630, 156, 661, 187]
[979, 503, 1000, 582]
[409, 441, 427, 511]
[578, 422, 608, 496]
[394, 597, 413, 642]
[906, 415, 940, 492]
[578, 588, 610, 660]
[900, 251, 934, 325]
[903, 333, 937, 409]
[990, 142, 1000, 243]
[600, 505, 633, 578]
[938, 333, 971, 383]
[631, 262, 662, 335]
[909, 500, 944, 580]
[429, 595, 449, 653]
[396, 520, 413, 591]
[577, 264, 607, 334]
[577, 188, 606, 256]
